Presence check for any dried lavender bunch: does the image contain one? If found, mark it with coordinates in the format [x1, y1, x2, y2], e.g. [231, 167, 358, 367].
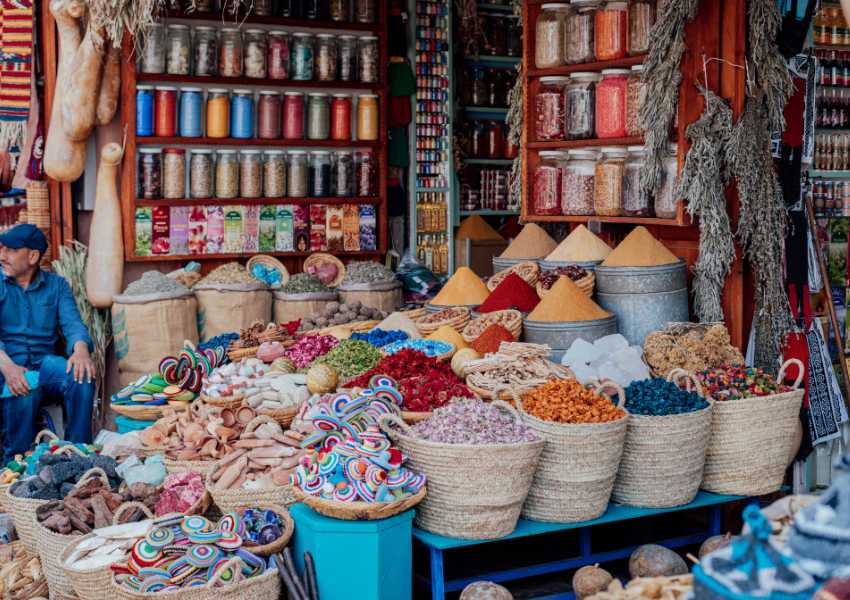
[677, 85, 735, 323]
[747, 0, 793, 132]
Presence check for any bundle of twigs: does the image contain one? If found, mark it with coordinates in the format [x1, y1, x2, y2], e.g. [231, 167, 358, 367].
[274, 548, 319, 600]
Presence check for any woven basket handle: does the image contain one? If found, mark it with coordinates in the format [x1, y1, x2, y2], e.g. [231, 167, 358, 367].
[666, 368, 705, 398]
[497, 386, 526, 416]
[777, 358, 805, 389]
[183, 339, 198, 352]
[111, 501, 154, 525]
[378, 413, 413, 439]
[593, 380, 627, 410]
[245, 414, 280, 434]
[74, 467, 111, 489]
[54, 444, 87, 457]
[491, 399, 523, 424]
[208, 557, 245, 587]
[34, 429, 59, 445]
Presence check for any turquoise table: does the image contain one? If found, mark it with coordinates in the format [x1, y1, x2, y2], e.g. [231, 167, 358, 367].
[413, 491, 752, 599]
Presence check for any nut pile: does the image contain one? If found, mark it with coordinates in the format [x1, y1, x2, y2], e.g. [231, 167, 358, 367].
[299, 300, 386, 331]
[462, 310, 523, 342]
[538, 265, 590, 290]
[412, 399, 539, 444]
[643, 323, 744, 376]
[522, 380, 626, 424]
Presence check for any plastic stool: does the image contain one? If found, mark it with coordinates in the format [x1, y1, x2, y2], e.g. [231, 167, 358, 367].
[290, 503, 414, 600]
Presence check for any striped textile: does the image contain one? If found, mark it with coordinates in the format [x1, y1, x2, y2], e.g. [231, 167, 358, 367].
[0, 0, 33, 151]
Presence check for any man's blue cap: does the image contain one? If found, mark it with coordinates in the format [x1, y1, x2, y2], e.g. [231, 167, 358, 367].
[0, 224, 48, 254]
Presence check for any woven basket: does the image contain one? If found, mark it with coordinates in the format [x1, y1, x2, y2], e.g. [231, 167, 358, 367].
[200, 393, 245, 410]
[612, 371, 713, 508]
[380, 403, 544, 540]
[304, 252, 346, 288]
[415, 307, 471, 336]
[232, 504, 294, 556]
[163, 456, 216, 476]
[227, 346, 259, 361]
[111, 403, 167, 421]
[7, 479, 51, 552]
[701, 359, 805, 496]
[58, 502, 155, 600]
[487, 262, 540, 291]
[461, 310, 524, 343]
[510, 382, 628, 523]
[246, 255, 290, 289]
[537, 272, 595, 299]
[401, 410, 433, 424]
[292, 485, 426, 521]
[258, 404, 300, 428]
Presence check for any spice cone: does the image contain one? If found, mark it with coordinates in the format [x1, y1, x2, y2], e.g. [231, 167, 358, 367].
[427, 325, 469, 349]
[526, 276, 610, 322]
[456, 215, 504, 241]
[601, 226, 679, 267]
[500, 223, 558, 259]
[545, 225, 613, 262]
[431, 266, 491, 306]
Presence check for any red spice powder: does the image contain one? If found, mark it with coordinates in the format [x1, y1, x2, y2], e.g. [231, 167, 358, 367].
[471, 324, 516, 355]
[477, 273, 541, 313]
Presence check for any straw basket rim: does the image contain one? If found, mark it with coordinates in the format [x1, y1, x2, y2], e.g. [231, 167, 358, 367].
[304, 252, 346, 288]
[257, 404, 300, 428]
[111, 403, 167, 421]
[200, 392, 245, 410]
[231, 503, 294, 556]
[292, 485, 426, 520]
[246, 255, 290, 289]
[401, 410, 433, 424]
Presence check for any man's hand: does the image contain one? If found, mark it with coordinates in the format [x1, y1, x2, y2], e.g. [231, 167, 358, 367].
[0, 361, 29, 396]
[67, 343, 94, 384]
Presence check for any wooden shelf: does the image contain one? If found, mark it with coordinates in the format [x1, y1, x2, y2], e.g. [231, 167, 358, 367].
[524, 214, 687, 226]
[132, 250, 383, 262]
[460, 209, 519, 215]
[462, 158, 514, 165]
[137, 136, 381, 148]
[528, 136, 644, 149]
[136, 197, 379, 207]
[137, 73, 384, 91]
[477, 3, 514, 12]
[528, 55, 646, 77]
[168, 11, 381, 33]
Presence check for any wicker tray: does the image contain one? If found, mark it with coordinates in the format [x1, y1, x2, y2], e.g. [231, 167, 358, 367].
[487, 261, 540, 291]
[292, 486, 426, 520]
[246, 255, 290, 289]
[258, 404, 300, 428]
[415, 307, 471, 336]
[200, 393, 245, 410]
[110, 403, 168, 421]
[304, 252, 346, 288]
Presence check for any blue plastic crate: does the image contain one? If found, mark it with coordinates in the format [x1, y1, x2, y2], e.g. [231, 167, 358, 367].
[291, 503, 414, 600]
[115, 415, 155, 433]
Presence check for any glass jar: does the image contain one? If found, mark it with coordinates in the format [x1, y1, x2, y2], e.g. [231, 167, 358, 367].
[138, 149, 161, 199]
[258, 91, 282, 139]
[316, 34, 338, 82]
[310, 151, 332, 197]
[533, 151, 566, 215]
[162, 148, 186, 199]
[154, 86, 177, 137]
[331, 94, 352, 140]
[566, 0, 598, 64]
[566, 73, 598, 139]
[623, 146, 653, 217]
[338, 35, 357, 81]
[253, 0, 273, 15]
[471, 121, 486, 158]
[330, 0, 351, 21]
[194, 0, 212, 10]
[166, 25, 190, 75]
[355, 0, 376, 23]
[307, 93, 330, 140]
[287, 151, 308, 198]
[240, 150, 262, 198]
[268, 31, 290, 80]
[281, 0, 304, 18]
[562, 150, 598, 215]
[595, 2, 627, 61]
[535, 76, 568, 141]
[628, 0, 654, 56]
[283, 91, 305, 140]
[535, 3, 569, 68]
[220, 28, 243, 77]
[655, 144, 679, 219]
[486, 122, 505, 158]
[471, 68, 488, 107]
[334, 151, 354, 196]
[215, 150, 239, 199]
[193, 26, 218, 76]
[356, 94, 379, 141]
[140, 23, 165, 74]
[291, 33, 315, 81]
[136, 86, 154, 136]
[596, 69, 629, 138]
[358, 36, 379, 83]
[356, 152, 377, 196]
[594, 147, 626, 216]
[506, 16, 522, 56]
[178, 87, 203, 137]
[244, 29, 267, 79]
[487, 15, 507, 56]
[190, 150, 213, 199]
[305, 0, 324, 19]
[230, 89, 255, 139]
[206, 89, 230, 138]
[264, 151, 286, 198]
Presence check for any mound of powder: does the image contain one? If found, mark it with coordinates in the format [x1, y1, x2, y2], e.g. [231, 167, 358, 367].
[456, 215, 504, 241]
[500, 224, 557, 259]
[431, 267, 490, 306]
[526, 276, 610, 322]
[601, 226, 679, 267]
[545, 225, 613, 262]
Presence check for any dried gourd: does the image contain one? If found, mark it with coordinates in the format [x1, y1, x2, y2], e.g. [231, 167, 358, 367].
[61, 23, 106, 141]
[85, 142, 124, 308]
[96, 42, 121, 126]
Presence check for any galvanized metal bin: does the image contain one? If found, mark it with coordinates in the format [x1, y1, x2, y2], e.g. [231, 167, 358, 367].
[492, 256, 537, 272]
[523, 315, 618, 362]
[538, 259, 603, 272]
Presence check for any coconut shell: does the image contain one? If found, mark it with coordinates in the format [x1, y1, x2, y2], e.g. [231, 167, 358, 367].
[573, 565, 614, 600]
[459, 581, 513, 600]
[628, 545, 688, 579]
[699, 534, 732, 559]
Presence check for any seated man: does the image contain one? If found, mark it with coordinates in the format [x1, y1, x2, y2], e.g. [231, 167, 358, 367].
[0, 224, 95, 462]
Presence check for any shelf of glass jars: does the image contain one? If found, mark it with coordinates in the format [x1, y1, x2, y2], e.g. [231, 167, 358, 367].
[135, 196, 379, 207]
[463, 106, 508, 119]
[528, 136, 643, 150]
[136, 73, 384, 91]
[132, 250, 383, 263]
[527, 54, 646, 78]
[809, 170, 850, 178]
[522, 214, 687, 226]
[462, 158, 514, 165]
[135, 137, 382, 148]
[165, 11, 382, 33]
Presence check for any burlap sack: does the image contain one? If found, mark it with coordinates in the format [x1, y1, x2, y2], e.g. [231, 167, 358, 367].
[338, 280, 402, 313]
[194, 283, 272, 341]
[273, 290, 338, 323]
[112, 290, 198, 386]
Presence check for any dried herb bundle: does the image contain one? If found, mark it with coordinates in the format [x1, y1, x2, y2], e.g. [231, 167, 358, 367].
[455, 0, 485, 56]
[85, 0, 166, 49]
[506, 64, 524, 210]
[677, 85, 735, 323]
[747, 0, 793, 131]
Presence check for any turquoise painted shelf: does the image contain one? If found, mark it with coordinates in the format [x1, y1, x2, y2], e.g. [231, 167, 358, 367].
[477, 2, 514, 11]
[809, 170, 850, 178]
[463, 106, 508, 119]
[463, 55, 520, 68]
[462, 158, 514, 165]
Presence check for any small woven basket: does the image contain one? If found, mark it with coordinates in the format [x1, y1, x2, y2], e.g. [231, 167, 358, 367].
[487, 262, 540, 291]
[304, 252, 346, 288]
[292, 485, 426, 521]
[231, 504, 294, 556]
[200, 393, 245, 410]
[415, 307, 471, 336]
[258, 404, 300, 429]
[537, 272, 595, 298]
[7, 480, 51, 552]
[246, 255, 290, 289]
[110, 403, 167, 421]
[461, 310, 523, 343]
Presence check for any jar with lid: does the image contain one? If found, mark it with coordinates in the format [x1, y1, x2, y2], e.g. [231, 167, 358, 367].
[166, 25, 190, 75]
[356, 152, 377, 196]
[334, 151, 354, 196]
[471, 68, 488, 107]
[178, 87, 203, 137]
[471, 121, 486, 158]
[240, 151, 262, 198]
[258, 91, 282, 139]
[154, 86, 177, 137]
[486, 122, 505, 159]
[622, 146, 653, 217]
[487, 15, 507, 56]
[206, 89, 230, 138]
[230, 89, 255, 139]
[264, 151, 286, 198]
[215, 150, 239, 199]
[566, 0, 597, 64]
[566, 73, 599, 139]
[283, 92, 305, 139]
[268, 31, 290, 80]
[595, 2, 627, 61]
[338, 35, 357, 81]
[136, 86, 154, 136]
[358, 36, 379, 83]
[140, 23, 165, 73]
[307, 93, 330, 140]
[288, 151, 308, 198]
[310, 151, 332, 197]
[316, 34, 338, 82]
[253, 0, 273, 15]
[595, 69, 629, 138]
[626, 64, 646, 136]
[331, 94, 352, 140]
[356, 94, 378, 141]
[281, 0, 304, 18]
[489, 70, 507, 107]
[306, 0, 328, 19]
[330, 0, 351, 21]
[193, 26, 218, 76]
[355, 0, 376, 23]
[655, 144, 679, 219]
[535, 76, 568, 141]
[535, 4, 569, 68]
[594, 147, 626, 216]
[193, 0, 212, 10]
[244, 29, 267, 78]
[220, 28, 243, 77]
[562, 150, 598, 215]
[628, 0, 654, 56]
[506, 16, 522, 56]
[533, 151, 567, 215]
[162, 148, 186, 199]
[190, 150, 213, 199]
[138, 149, 161, 199]
[291, 33, 315, 81]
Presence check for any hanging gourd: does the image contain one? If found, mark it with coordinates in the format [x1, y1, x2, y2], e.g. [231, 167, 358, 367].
[85, 142, 124, 308]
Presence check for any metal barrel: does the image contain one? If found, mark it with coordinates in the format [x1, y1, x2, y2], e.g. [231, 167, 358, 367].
[594, 260, 687, 294]
[538, 259, 603, 272]
[492, 256, 537, 272]
[522, 314, 618, 362]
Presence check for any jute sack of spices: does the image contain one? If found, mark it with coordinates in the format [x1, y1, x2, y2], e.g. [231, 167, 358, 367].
[195, 282, 272, 341]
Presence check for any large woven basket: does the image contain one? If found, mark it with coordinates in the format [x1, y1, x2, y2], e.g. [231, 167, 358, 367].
[701, 359, 805, 496]
[380, 403, 544, 540]
[58, 502, 154, 600]
[292, 485, 426, 521]
[7, 479, 51, 552]
[612, 372, 713, 508]
[511, 382, 629, 523]
[0, 428, 57, 516]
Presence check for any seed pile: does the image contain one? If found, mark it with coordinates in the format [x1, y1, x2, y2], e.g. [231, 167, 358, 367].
[299, 300, 386, 331]
[280, 273, 332, 294]
[624, 378, 709, 416]
[522, 380, 626, 424]
[342, 260, 396, 285]
[412, 398, 539, 444]
[197, 262, 261, 285]
[696, 364, 791, 400]
[122, 271, 189, 296]
[311, 340, 383, 380]
[538, 265, 590, 291]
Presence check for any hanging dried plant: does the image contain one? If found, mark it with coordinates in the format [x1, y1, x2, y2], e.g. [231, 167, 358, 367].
[455, 0, 485, 56]
[506, 64, 524, 210]
[85, 0, 166, 50]
[677, 85, 735, 323]
[747, 0, 793, 131]
[639, 0, 700, 196]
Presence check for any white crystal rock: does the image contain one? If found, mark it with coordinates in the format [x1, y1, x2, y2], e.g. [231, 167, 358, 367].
[594, 333, 630, 354]
[561, 337, 604, 367]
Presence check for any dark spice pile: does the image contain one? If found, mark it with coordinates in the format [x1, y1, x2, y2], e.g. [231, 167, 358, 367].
[538, 265, 589, 291]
